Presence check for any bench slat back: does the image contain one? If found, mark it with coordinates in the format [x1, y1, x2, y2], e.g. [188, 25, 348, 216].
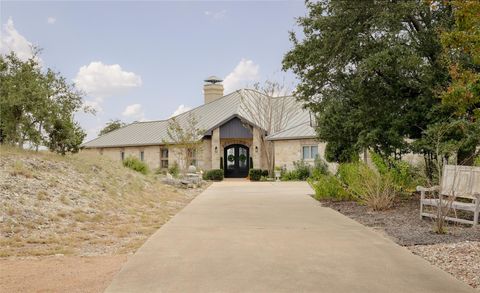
[441, 165, 480, 199]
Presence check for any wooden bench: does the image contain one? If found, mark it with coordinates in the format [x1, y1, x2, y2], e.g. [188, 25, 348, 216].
[417, 165, 480, 227]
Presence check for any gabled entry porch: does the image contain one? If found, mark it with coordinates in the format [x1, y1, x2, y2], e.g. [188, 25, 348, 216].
[209, 115, 265, 178]
[224, 144, 249, 178]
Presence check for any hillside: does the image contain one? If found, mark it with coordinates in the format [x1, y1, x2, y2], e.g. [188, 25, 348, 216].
[0, 146, 201, 257]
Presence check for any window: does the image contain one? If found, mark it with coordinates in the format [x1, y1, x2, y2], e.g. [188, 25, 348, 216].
[121, 151, 125, 161]
[188, 148, 198, 167]
[160, 148, 169, 168]
[140, 151, 144, 161]
[302, 145, 319, 160]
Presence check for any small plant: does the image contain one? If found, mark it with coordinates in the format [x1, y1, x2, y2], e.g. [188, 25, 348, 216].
[474, 155, 480, 167]
[168, 162, 180, 178]
[10, 160, 33, 178]
[308, 174, 349, 201]
[154, 167, 166, 175]
[311, 156, 329, 178]
[203, 169, 224, 181]
[122, 156, 149, 174]
[249, 169, 263, 181]
[37, 190, 48, 201]
[281, 160, 311, 181]
[261, 169, 269, 177]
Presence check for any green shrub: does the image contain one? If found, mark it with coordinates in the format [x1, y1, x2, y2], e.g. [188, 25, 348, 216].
[293, 160, 311, 180]
[249, 169, 263, 181]
[311, 156, 330, 178]
[122, 156, 149, 175]
[281, 170, 299, 181]
[338, 162, 396, 211]
[281, 160, 311, 181]
[261, 169, 269, 177]
[370, 152, 426, 193]
[308, 174, 349, 201]
[168, 162, 180, 178]
[474, 156, 480, 167]
[203, 169, 224, 181]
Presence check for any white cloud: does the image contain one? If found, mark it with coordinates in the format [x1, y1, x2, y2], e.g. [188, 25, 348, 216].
[47, 17, 56, 24]
[223, 58, 260, 93]
[0, 17, 40, 63]
[204, 9, 227, 20]
[170, 104, 191, 118]
[122, 103, 145, 121]
[74, 61, 142, 99]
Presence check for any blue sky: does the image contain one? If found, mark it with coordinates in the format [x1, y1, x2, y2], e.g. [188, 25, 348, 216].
[1, 1, 306, 140]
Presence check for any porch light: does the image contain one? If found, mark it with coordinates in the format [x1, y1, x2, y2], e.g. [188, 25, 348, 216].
[215, 146, 218, 153]
[255, 146, 258, 153]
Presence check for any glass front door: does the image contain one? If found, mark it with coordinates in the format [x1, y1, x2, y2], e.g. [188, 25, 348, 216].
[224, 144, 249, 178]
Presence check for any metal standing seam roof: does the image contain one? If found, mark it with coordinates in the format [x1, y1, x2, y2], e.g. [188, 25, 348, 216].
[82, 89, 316, 148]
[265, 122, 316, 141]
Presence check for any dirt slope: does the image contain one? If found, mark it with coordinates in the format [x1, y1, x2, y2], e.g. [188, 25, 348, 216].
[0, 146, 199, 257]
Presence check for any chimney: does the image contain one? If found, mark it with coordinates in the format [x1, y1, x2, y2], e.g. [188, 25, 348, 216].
[203, 76, 224, 104]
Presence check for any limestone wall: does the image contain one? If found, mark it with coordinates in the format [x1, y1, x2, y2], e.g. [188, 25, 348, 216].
[273, 139, 338, 173]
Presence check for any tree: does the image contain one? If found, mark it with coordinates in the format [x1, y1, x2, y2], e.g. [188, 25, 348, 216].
[99, 119, 126, 136]
[164, 113, 204, 172]
[437, 0, 480, 165]
[283, 0, 454, 163]
[240, 80, 297, 173]
[0, 51, 90, 154]
[440, 0, 480, 120]
[47, 119, 86, 155]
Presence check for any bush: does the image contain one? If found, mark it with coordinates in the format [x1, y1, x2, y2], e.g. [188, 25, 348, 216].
[203, 169, 224, 181]
[249, 169, 263, 181]
[123, 156, 149, 175]
[261, 169, 269, 177]
[168, 162, 180, 178]
[308, 174, 349, 201]
[474, 155, 480, 167]
[281, 160, 311, 181]
[370, 152, 426, 193]
[311, 156, 330, 178]
[338, 162, 396, 211]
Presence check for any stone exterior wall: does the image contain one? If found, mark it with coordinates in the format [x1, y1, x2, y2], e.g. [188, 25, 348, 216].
[273, 139, 338, 173]
[211, 128, 221, 171]
[199, 139, 212, 170]
[84, 131, 338, 175]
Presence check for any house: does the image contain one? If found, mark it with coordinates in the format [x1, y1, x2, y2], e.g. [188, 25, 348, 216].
[82, 77, 336, 178]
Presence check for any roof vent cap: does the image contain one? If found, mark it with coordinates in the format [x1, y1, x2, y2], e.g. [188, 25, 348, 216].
[204, 76, 223, 84]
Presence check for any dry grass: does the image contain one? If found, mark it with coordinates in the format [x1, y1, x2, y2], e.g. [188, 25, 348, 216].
[0, 146, 203, 258]
[9, 160, 34, 178]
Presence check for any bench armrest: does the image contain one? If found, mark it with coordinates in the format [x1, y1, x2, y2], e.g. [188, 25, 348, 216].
[416, 186, 439, 192]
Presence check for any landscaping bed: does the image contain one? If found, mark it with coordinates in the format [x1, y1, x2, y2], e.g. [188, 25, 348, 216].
[320, 195, 480, 289]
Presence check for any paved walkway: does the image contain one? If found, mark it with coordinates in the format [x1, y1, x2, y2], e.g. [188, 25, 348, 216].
[106, 181, 475, 293]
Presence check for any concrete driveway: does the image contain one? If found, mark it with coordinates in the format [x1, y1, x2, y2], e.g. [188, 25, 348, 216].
[106, 181, 475, 293]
